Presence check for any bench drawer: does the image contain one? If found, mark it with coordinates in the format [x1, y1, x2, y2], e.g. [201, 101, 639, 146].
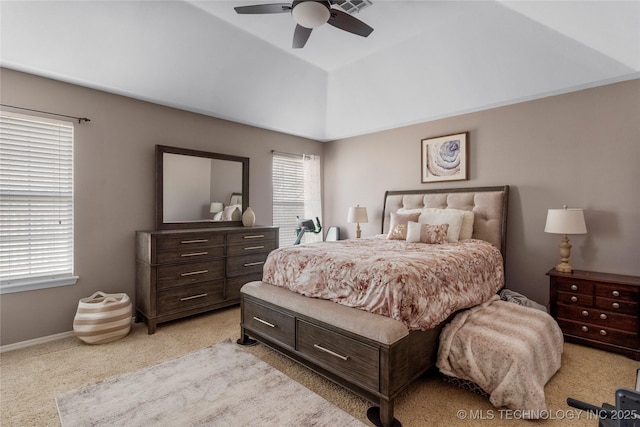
[297, 319, 379, 390]
[243, 300, 295, 348]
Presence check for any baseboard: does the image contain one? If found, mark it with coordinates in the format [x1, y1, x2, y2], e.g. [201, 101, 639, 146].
[0, 316, 136, 353]
[0, 330, 75, 353]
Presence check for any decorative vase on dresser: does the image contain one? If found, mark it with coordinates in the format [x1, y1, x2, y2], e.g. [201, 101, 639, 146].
[136, 226, 278, 334]
[547, 268, 640, 360]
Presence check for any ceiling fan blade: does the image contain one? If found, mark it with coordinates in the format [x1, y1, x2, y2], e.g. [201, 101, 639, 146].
[327, 9, 373, 37]
[293, 24, 312, 48]
[234, 3, 291, 14]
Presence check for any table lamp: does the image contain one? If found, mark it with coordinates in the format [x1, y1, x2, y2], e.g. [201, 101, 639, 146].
[544, 206, 587, 273]
[347, 205, 368, 239]
[209, 202, 224, 219]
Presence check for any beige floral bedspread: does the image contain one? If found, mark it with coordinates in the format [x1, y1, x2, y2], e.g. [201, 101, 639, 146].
[262, 237, 504, 330]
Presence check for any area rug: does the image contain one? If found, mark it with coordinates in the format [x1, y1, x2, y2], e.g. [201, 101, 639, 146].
[55, 339, 366, 426]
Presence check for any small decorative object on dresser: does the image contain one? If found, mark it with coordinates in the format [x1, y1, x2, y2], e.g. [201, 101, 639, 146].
[242, 207, 256, 227]
[136, 226, 278, 334]
[547, 269, 640, 360]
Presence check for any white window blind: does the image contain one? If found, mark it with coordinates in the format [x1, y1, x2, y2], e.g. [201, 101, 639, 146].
[272, 153, 305, 247]
[0, 112, 77, 293]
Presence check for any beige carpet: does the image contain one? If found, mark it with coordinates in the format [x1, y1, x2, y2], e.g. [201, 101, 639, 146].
[55, 339, 366, 427]
[2, 306, 639, 427]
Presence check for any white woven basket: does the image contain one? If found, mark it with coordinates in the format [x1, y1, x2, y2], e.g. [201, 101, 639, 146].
[73, 291, 132, 344]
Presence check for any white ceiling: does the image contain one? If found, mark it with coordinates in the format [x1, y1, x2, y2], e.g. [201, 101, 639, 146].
[1, 1, 639, 141]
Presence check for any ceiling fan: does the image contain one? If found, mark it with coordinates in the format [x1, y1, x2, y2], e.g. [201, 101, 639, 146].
[234, 1, 374, 49]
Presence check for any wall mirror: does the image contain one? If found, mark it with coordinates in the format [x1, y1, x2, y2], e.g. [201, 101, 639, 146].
[155, 145, 249, 229]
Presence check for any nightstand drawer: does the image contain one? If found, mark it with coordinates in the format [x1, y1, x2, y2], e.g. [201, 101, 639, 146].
[557, 290, 593, 306]
[595, 297, 637, 316]
[555, 277, 594, 295]
[556, 304, 638, 332]
[595, 284, 638, 302]
[297, 319, 379, 390]
[157, 259, 225, 289]
[557, 319, 638, 347]
[243, 299, 295, 348]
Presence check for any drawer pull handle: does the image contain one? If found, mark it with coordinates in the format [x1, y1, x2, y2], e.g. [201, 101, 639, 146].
[581, 326, 589, 332]
[244, 246, 265, 251]
[181, 239, 208, 244]
[570, 284, 578, 291]
[612, 302, 620, 309]
[252, 317, 276, 328]
[600, 313, 608, 320]
[611, 290, 620, 297]
[599, 329, 607, 336]
[570, 296, 578, 302]
[244, 261, 265, 267]
[313, 344, 349, 361]
[243, 235, 265, 239]
[581, 310, 589, 317]
[180, 269, 208, 277]
[180, 293, 208, 301]
[181, 252, 208, 257]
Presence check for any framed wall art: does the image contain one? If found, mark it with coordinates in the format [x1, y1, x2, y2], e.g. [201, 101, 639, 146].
[421, 132, 468, 183]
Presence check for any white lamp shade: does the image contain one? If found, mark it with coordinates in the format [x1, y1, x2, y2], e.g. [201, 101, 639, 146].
[209, 202, 224, 214]
[544, 208, 587, 234]
[347, 206, 368, 224]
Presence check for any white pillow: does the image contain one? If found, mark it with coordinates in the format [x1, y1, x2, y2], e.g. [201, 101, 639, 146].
[420, 208, 474, 240]
[406, 221, 422, 243]
[418, 210, 464, 242]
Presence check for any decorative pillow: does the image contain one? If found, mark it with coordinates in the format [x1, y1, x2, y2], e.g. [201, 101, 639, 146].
[418, 210, 464, 242]
[421, 208, 474, 240]
[212, 211, 223, 221]
[406, 222, 449, 244]
[387, 212, 420, 239]
[222, 205, 242, 221]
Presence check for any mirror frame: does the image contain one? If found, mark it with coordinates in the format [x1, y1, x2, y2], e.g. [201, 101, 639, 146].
[155, 145, 249, 229]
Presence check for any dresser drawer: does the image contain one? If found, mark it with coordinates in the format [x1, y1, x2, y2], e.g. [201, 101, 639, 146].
[227, 239, 277, 256]
[226, 275, 262, 301]
[557, 290, 593, 306]
[156, 233, 224, 251]
[243, 300, 295, 348]
[555, 277, 593, 295]
[227, 229, 277, 245]
[557, 319, 638, 347]
[595, 297, 638, 316]
[297, 319, 379, 390]
[227, 253, 268, 278]
[157, 281, 224, 314]
[595, 284, 638, 302]
[157, 245, 224, 264]
[556, 304, 638, 332]
[157, 259, 225, 289]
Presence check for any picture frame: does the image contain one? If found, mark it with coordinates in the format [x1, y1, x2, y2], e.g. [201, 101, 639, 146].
[421, 132, 468, 183]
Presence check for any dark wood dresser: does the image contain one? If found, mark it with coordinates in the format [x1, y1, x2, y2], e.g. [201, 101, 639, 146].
[547, 268, 640, 360]
[136, 226, 278, 334]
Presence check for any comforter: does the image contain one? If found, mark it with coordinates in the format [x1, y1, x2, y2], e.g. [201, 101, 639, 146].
[262, 237, 504, 330]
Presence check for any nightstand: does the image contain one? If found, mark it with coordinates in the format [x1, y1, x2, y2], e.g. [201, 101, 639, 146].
[547, 269, 640, 360]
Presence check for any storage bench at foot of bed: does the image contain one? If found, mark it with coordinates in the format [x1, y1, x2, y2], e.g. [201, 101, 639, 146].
[238, 281, 445, 427]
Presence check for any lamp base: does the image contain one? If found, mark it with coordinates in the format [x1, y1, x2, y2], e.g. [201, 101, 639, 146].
[554, 262, 573, 273]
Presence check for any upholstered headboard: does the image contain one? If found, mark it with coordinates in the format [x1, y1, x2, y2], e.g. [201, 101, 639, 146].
[382, 186, 509, 261]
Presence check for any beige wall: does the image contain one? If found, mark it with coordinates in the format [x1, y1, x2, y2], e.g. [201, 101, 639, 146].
[0, 68, 322, 345]
[323, 79, 640, 306]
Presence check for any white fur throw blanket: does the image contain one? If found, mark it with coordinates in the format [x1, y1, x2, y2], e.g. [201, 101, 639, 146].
[437, 295, 563, 416]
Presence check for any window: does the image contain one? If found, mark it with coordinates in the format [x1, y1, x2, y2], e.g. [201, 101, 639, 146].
[272, 152, 322, 246]
[0, 112, 78, 293]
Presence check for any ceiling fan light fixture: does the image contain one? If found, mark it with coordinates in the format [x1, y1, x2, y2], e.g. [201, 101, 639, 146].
[292, 1, 330, 29]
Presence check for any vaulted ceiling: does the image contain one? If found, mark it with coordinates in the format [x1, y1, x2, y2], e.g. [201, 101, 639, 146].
[1, 1, 638, 141]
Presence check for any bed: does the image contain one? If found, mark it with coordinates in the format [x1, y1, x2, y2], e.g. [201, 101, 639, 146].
[238, 186, 509, 427]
